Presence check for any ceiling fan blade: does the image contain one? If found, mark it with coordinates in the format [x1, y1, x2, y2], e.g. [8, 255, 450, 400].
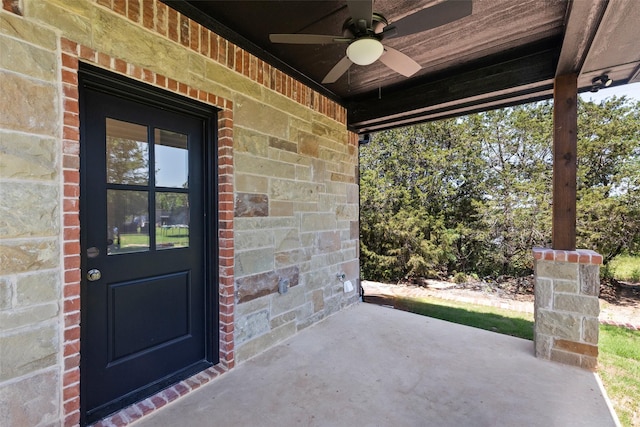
[269, 34, 350, 44]
[322, 56, 353, 84]
[379, 46, 421, 77]
[387, 0, 472, 39]
[347, 0, 373, 29]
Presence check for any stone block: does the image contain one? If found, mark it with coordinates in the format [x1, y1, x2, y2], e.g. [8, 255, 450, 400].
[534, 278, 550, 313]
[271, 284, 305, 316]
[261, 88, 313, 123]
[0, 302, 58, 331]
[0, 72, 59, 136]
[340, 259, 360, 280]
[554, 294, 599, 317]
[550, 348, 581, 367]
[0, 132, 58, 180]
[0, 368, 59, 427]
[93, 8, 190, 82]
[235, 193, 268, 217]
[346, 184, 359, 204]
[350, 221, 359, 240]
[270, 178, 323, 202]
[274, 228, 301, 252]
[270, 310, 296, 329]
[236, 270, 279, 303]
[235, 216, 298, 232]
[311, 158, 326, 183]
[235, 309, 269, 345]
[235, 97, 289, 138]
[27, 0, 92, 46]
[236, 247, 274, 277]
[580, 355, 598, 371]
[275, 248, 309, 268]
[553, 339, 598, 357]
[235, 229, 274, 251]
[277, 265, 300, 289]
[268, 136, 297, 153]
[0, 11, 57, 50]
[316, 231, 341, 253]
[0, 182, 59, 238]
[270, 201, 294, 217]
[235, 153, 296, 179]
[234, 126, 268, 156]
[536, 310, 581, 341]
[0, 35, 57, 82]
[0, 277, 12, 310]
[554, 280, 577, 294]
[235, 173, 269, 193]
[336, 204, 358, 221]
[536, 261, 578, 281]
[295, 164, 312, 181]
[311, 288, 325, 313]
[534, 332, 552, 358]
[301, 213, 337, 232]
[582, 317, 599, 344]
[15, 270, 60, 307]
[0, 239, 59, 274]
[311, 121, 347, 144]
[579, 264, 600, 296]
[235, 295, 270, 319]
[0, 324, 58, 381]
[298, 131, 319, 157]
[235, 321, 297, 363]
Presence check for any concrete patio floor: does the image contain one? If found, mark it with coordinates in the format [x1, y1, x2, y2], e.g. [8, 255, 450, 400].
[132, 303, 618, 427]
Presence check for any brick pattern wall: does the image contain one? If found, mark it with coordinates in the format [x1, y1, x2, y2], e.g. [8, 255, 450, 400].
[1, 0, 356, 425]
[59, 39, 236, 425]
[533, 248, 602, 370]
[94, 0, 346, 124]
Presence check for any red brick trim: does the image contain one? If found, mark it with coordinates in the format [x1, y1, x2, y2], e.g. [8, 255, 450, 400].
[93, 0, 346, 125]
[61, 39, 234, 427]
[2, 0, 21, 14]
[532, 248, 603, 265]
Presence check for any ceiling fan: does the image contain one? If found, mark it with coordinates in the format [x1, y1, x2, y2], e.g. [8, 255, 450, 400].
[269, 0, 472, 84]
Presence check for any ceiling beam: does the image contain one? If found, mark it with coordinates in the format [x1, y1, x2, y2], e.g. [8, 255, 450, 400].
[555, 0, 608, 76]
[347, 39, 561, 133]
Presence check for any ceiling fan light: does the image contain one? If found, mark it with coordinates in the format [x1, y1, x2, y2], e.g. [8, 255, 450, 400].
[347, 38, 384, 66]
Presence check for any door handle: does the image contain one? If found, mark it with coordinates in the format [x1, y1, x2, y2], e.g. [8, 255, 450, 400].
[87, 269, 102, 282]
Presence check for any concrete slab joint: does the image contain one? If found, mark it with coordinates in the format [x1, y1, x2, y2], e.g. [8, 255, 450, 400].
[532, 248, 602, 370]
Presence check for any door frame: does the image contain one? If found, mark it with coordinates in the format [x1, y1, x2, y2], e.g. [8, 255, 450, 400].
[78, 63, 219, 424]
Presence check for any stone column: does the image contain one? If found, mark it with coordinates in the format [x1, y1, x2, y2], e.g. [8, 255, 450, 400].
[533, 248, 602, 370]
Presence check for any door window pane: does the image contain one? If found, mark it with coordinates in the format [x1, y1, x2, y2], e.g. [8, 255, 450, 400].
[106, 118, 149, 185]
[107, 190, 149, 254]
[156, 192, 189, 250]
[155, 129, 188, 188]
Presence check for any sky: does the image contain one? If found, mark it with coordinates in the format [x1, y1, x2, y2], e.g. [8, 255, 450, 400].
[579, 81, 640, 102]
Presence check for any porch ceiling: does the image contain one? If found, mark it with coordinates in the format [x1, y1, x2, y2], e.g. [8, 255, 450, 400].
[164, 0, 640, 134]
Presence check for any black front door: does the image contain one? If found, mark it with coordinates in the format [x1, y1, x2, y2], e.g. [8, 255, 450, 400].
[79, 67, 217, 425]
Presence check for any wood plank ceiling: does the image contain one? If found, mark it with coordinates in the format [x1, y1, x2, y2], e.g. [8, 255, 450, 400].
[164, 0, 640, 134]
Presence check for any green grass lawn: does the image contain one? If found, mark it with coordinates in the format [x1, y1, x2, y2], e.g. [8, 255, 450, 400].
[610, 254, 640, 283]
[388, 295, 640, 426]
[113, 229, 188, 253]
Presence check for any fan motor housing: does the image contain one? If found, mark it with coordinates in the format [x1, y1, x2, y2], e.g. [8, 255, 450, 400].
[342, 13, 388, 38]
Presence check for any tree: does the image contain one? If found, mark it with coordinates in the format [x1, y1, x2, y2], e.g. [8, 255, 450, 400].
[576, 97, 640, 263]
[359, 97, 640, 282]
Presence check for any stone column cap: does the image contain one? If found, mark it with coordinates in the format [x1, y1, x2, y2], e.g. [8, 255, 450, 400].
[532, 247, 603, 265]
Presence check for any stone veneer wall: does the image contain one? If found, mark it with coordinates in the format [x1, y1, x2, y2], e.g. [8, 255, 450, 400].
[533, 248, 602, 370]
[0, 1, 358, 425]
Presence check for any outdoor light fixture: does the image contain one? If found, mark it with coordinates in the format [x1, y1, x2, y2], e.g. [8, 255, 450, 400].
[347, 38, 384, 65]
[590, 74, 613, 92]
